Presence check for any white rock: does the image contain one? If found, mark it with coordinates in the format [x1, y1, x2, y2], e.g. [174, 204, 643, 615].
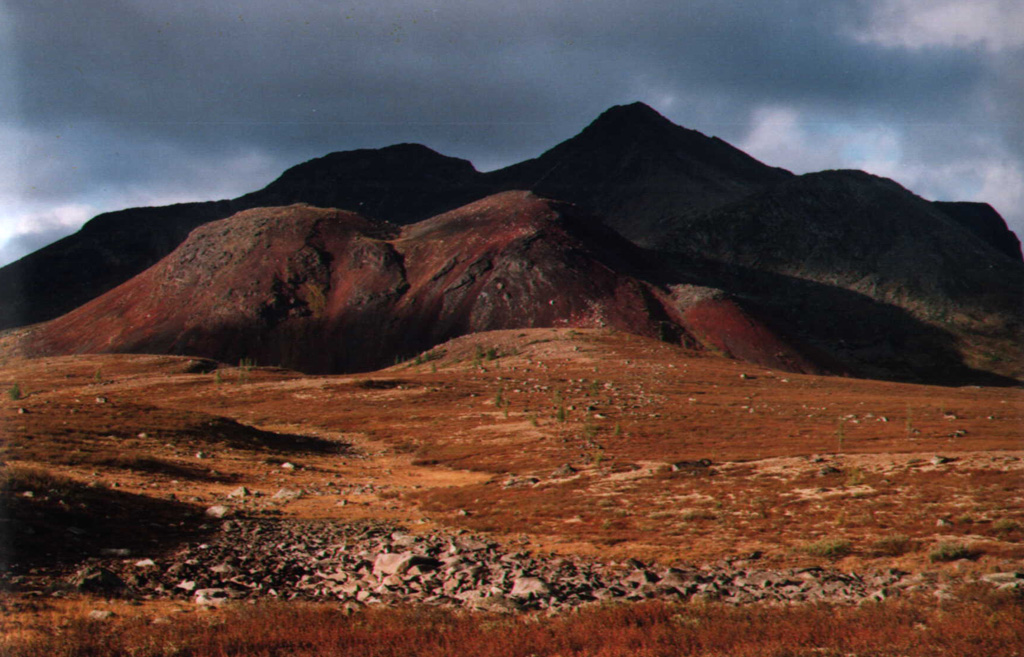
[272, 488, 302, 501]
[374, 552, 415, 577]
[511, 576, 552, 599]
[194, 588, 230, 607]
[205, 505, 231, 519]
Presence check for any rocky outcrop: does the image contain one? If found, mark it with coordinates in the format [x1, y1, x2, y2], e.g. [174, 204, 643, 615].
[102, 518, 1017, 611]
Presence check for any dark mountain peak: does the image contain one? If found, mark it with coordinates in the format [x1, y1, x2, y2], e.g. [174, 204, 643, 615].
[587, 102, 677, 131]
[239, 143, 481, 225]
[485, 102, 791, 245]
[933, 201, 1023, 262]
[567, 102, 707, 152]
[257, 143, 477, 189]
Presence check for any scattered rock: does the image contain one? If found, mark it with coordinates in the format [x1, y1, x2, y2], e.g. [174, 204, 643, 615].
[980, 572, 1023, 585]
[511, 576, 552, 599]
[194, 588, 231, 607]
[74, 518, 1008, 613]
[100, 548, 131, 557]
[69, 566, 126, 595]
[552, 464, 578, 477]
[88, 610, 115, 620]
[205, 505, 232, 519]
[227, 486, 251, 499]
[272, 488, 302, 502]
[671, 459, 713, 473]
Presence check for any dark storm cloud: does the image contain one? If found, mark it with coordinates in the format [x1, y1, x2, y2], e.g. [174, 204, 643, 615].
[9, 2, 983, 132]
[4, 0, 1022, 265]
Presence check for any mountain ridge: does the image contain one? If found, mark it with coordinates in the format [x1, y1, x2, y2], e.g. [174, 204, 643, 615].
[14, 193, 830, 375]
[1, 102, 1020, 384]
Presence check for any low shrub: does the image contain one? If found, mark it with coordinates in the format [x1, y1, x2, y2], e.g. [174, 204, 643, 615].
[929, 542, 979, 562]
[871, 533, 914, 557]
[802, 538, 853, 559]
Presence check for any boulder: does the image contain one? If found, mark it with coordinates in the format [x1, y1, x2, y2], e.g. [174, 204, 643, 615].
[510, 576, 552, 599]
[69, 566, 126, 595]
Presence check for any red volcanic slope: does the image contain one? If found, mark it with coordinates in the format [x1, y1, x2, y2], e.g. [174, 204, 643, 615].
[679, 296, 829, 375]
[23, 192, 825, 375]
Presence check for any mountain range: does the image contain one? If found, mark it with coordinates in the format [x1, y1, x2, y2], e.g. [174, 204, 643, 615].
[2, 103, 1020, 384]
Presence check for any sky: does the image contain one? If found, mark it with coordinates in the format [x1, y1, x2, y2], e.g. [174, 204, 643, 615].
[3, 0, 1023, 266]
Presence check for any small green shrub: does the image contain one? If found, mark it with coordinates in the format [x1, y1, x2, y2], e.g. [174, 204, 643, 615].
[803, 538, 853, 559]
[845, 467, 866, 487]
[7, 383, 21, 400]
[993, 518, 1020, 536]
[681, 509, 717, 522]
[871, 533, 913, 556]
[929, 542, 978, 562]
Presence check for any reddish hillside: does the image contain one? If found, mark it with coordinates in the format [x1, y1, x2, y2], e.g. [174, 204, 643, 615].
[20, 192, 825, 375]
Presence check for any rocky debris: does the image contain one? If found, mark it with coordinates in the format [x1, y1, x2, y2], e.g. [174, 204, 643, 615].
[670, 459, 713, 474]
[271, 488, 303, 502]
[69, 566, 126, 595]
[205, 505, 232, 519]
[551, 464, 578, 478]
[91, 519, 1012, 613]
[194, 588, 232, 607]
[980, 572, 1024, 592]
[227, 486, 251, 499]
[503, 476, 540, 489]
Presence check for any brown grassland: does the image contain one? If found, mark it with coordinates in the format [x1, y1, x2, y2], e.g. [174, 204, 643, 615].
[1, 328, 1022, 655]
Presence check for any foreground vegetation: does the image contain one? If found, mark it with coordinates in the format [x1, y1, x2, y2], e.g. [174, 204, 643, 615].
[3, 596, 1022, 657]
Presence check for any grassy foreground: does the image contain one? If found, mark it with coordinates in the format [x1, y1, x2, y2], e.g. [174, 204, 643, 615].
[3, 596, 1022, 657]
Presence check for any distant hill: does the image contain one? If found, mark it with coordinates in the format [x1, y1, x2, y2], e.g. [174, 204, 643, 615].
[653, 170, 1023, 382]
[0, 103, 796, 329]
[2, 103, 1020, 383]
[15, 193, 826, 375]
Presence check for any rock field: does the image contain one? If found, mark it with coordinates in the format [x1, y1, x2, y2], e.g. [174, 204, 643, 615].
[67, 518, 1023, 613]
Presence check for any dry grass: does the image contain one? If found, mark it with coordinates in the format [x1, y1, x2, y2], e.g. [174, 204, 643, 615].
[3, 329, 1022, 571]
[1, 329, 1023, 652]
[2, 597, 1022, 657]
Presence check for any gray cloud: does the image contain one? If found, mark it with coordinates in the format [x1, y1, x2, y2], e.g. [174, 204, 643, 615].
[3, 0, 1022, 265]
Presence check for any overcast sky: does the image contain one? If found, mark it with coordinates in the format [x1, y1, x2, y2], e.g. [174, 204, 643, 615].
[3, 0, 1022, 266]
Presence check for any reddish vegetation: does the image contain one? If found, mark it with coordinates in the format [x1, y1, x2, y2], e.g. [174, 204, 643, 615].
[3, 329, 1021, 571]
[2, 328, 1022, 654]
[678, 295, 828, 374]
[16, 192, 829, 376]
[5, 598, 1023, 657]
